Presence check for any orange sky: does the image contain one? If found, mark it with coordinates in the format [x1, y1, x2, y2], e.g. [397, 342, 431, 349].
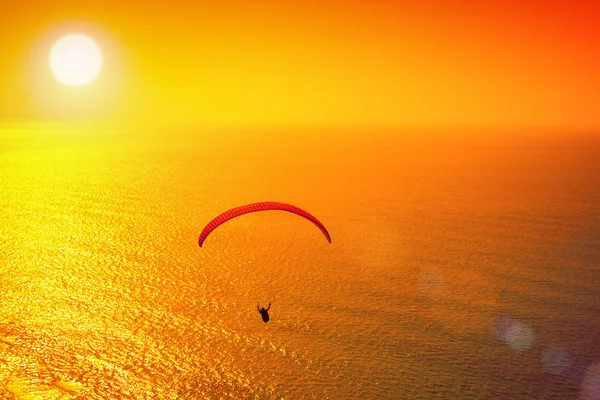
[1, 0, 598, 128]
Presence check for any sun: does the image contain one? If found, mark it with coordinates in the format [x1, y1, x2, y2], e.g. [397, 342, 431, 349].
[49, 34, 102, 87]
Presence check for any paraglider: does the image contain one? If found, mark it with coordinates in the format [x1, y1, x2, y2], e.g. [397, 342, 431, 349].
[198, 202, 331, 323]
[198, 201, 331, 247]
[257, 303, 271, 323]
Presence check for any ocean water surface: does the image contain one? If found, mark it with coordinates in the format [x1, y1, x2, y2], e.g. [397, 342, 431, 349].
[0, 127, 599, 399]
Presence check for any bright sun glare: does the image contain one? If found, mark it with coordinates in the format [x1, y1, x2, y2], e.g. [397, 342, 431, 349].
[49, 34, 102, 87]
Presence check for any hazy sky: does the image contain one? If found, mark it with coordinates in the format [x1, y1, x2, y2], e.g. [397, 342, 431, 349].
[1, 0, 598, 128]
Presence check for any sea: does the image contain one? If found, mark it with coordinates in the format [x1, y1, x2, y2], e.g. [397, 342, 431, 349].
[0, 126, 599, 399]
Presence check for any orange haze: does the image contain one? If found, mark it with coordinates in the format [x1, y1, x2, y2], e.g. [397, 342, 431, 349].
[1, 0, 598, 129]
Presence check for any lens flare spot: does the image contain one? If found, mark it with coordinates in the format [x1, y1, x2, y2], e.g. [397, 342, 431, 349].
[494, 316, 534, 351]
[579, 363, 600, 400]
[542, 346, 572, 375]
[417, 268, 445, 296]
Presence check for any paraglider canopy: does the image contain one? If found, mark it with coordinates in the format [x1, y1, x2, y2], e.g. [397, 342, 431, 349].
[198, 201, 331, 247]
